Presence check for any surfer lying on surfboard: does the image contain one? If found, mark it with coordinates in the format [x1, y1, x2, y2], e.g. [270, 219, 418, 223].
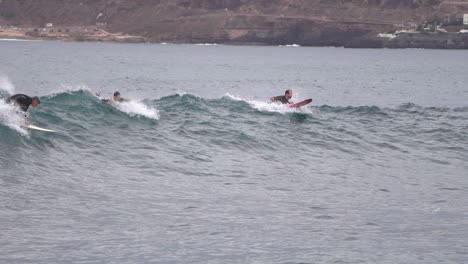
[6, 94, 41, 125]
[5, 93, 54, 131]
[97, 91, 129, 103]
[271, 89, 294, 104]
[270, 89, 313, 108]
[6, 94, 41, 112]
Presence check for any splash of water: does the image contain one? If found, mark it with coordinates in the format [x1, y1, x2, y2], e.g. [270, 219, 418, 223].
[224, 93, 311, 114]
[115, 100, 159, 119]
[0, 76, 15, 95]
[0, 99, 28, 135]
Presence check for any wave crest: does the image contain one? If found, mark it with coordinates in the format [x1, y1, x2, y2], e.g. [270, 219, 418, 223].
[223, 93, 312, 114]
[115, 100, 159, 119]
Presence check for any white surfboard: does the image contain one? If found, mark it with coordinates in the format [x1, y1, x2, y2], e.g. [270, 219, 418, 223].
[25, 124, 57, 133]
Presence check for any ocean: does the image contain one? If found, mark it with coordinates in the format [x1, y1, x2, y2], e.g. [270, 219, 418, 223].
[1, 40, 467, 264]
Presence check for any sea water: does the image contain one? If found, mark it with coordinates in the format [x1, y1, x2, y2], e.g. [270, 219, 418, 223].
[1, 40, 467, 263]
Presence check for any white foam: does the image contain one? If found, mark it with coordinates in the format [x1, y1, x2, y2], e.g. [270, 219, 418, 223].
[224, 93, 244, 102]
[116, 100, 159, 119]
[93, 90, 158, 119]
[279, 44, 301, 48]
[0, 99, 28, 135]
[0, 38, 38, 42]
[195, 43, 218, 46]
[0, 76, 15, 95]
[224, 93, 311, 114]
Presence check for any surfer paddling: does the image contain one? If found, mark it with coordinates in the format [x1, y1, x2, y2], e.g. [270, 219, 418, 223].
[6, 94, 41, 126]
[271, 89, 313, 108]
[98, 91, 129, 103]
[6, 94, 41, 112]
[271, 89, 293, 104]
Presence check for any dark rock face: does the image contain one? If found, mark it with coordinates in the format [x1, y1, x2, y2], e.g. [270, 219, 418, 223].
[385, 33, 468, 49]
[0, 0, 467, 48]
[373, 0, 441, 8]
[176, 0, 243, 9]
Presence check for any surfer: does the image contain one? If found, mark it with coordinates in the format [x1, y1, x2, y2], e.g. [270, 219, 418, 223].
[6, 94, 41, 112]
[100, 91, 128, 103]
[270, 89, 293, 104]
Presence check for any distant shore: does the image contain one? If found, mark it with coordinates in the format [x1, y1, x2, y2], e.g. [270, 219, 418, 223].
[1, 26, 468, 49]
[0, 26, 145, 43]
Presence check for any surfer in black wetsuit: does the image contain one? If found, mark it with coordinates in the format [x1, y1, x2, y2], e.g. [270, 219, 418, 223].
[100, 91, 128, 103]
[6, 94, 41, 112]
[270, 89, 293, 104]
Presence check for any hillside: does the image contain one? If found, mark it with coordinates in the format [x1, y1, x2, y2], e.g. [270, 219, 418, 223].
[1, 0, 468, 47]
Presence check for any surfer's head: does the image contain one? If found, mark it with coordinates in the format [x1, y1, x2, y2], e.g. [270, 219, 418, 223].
[285, 89, 293, 99]
[113, 91, 121, 101]
[31, 96, 40, 107]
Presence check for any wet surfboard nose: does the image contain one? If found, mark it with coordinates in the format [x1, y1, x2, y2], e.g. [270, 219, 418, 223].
[23, 124, 57, 133]
[288, 98, 312, 108]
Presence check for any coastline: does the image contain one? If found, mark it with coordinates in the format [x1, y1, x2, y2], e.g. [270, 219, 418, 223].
[0, 27, 145, 43]
[1, 26, 468, 49]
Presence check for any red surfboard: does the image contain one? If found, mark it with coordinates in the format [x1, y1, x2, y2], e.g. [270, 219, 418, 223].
[288, 98, 312, 108]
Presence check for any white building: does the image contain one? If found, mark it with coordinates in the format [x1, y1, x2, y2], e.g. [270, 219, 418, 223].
[464, 14, 468, 25]
[45, 23, 53, 28]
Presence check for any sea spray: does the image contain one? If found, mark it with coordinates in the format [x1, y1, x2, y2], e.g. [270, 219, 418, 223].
[115, 100, 159, 119]
[224, 93, 312, 114]
[0, 99, 28, 135]
[0, 76, 15, 96]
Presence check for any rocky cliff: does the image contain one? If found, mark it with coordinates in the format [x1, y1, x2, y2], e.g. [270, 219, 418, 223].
[1, 0, 468, 47]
